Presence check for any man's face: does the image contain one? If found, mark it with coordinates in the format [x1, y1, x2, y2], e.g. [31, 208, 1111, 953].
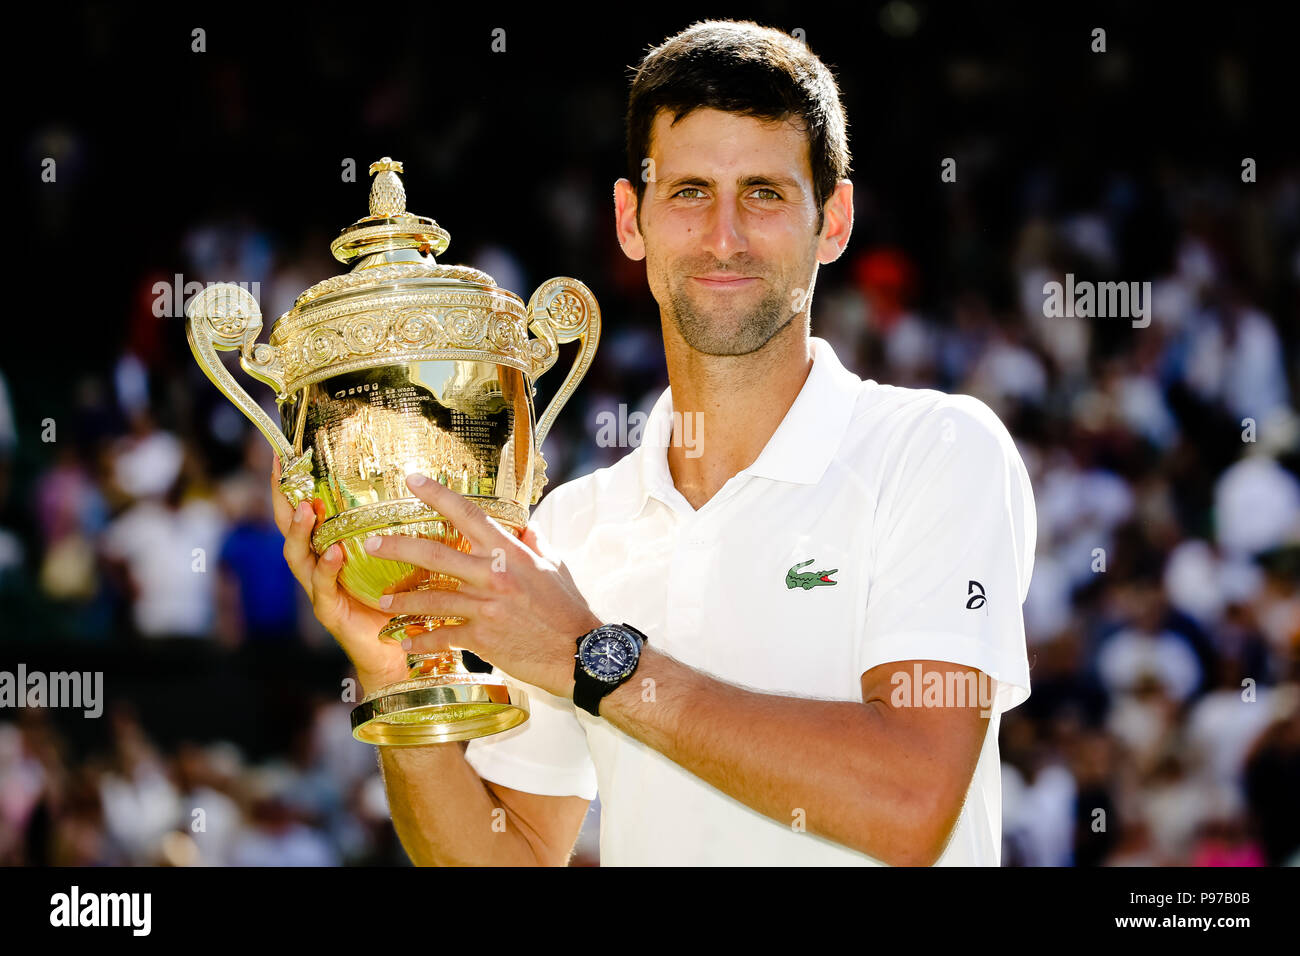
[635, 108, 825, 357]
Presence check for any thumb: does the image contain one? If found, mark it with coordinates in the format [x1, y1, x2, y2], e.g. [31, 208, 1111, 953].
[520, 524, 555, 561]
[521, 524, 577, 587]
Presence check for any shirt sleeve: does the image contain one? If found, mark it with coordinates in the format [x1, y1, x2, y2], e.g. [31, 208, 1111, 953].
[857, 394, 1036, 714]
[462, 491, 598, 799]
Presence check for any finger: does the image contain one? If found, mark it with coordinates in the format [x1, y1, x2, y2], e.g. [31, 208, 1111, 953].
[270, 453, 295, 535]
[406, 624, 474, 657]
[362, 534, 491, 589]
[309, 543, 346, 626]
[406, 473, 507, 554]
[283, 499, 318, 593]
[379, 586, 483, 621]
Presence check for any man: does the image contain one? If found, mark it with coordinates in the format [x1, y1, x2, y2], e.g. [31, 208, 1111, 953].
[274, 19, 1036, 866]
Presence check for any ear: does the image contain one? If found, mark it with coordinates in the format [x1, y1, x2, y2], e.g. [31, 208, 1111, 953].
[815, 179, 854, 265]
[614, 178, 646, 261]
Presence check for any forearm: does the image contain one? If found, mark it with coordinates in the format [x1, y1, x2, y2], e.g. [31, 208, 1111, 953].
[377, 742, 540, 866]
[358, 667, 541, 867]
[599, 647, 944, 865]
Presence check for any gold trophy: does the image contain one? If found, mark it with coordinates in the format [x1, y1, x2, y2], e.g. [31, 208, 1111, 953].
[186, 158, 600, 745]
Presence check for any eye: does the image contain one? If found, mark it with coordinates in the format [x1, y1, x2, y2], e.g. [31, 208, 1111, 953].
[753, 188, 782, 200]
[672, 187, 704, 199]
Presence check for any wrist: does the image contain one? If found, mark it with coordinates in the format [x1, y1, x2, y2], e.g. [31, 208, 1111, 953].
[564, 612, 603, 699]
[358, 664, 409, 699]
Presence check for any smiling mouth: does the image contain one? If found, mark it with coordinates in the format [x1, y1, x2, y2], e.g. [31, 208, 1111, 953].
[691, 276, 759, 287]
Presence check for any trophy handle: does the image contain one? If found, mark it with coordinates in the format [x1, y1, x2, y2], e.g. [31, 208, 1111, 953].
[526, 276, 601, 447]
[525, 277, 601, 505]
[185, 283, 315, 507]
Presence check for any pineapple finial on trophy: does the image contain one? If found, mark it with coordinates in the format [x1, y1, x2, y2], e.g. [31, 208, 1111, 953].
[331, 157, 450, 262]
[367, 157, 407, 217]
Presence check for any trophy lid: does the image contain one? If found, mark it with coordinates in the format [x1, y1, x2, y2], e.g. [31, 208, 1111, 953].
[330, 157, 453, 262]
[287, 158, 504, 313]
[260, 157, 597, 401]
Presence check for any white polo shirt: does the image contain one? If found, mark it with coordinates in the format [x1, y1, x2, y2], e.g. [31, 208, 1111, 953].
[465, 336, 1036, 865]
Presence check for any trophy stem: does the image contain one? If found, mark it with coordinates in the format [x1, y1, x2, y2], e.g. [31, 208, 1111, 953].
[407, 649, 467, 679]
[350, 628, 528, 745]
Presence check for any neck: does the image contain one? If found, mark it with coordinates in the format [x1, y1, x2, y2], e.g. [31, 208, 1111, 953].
[662, 318, 814, 510]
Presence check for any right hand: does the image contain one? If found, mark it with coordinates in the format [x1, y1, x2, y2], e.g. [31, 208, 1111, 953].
[272, 454, 409, 695]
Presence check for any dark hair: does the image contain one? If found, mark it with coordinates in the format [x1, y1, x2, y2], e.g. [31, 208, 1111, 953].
[625, 19, 852, 234]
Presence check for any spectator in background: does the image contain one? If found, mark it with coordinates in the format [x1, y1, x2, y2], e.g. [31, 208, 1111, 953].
[228, 780, 339, 867]
[1243, 688, 1300, 865]
[1213, 448, 1300, 561]
[216, 435, 299, 645]
[170, 742, 242, 867]
[0, 369, 22, 605]
[96, 706, 182, 865]
[101, 446, 225, 640]
[0, 722, 45, 865]
[1095, 577, 1207, 705]
[36, 444, 109, 598]
[1186, 652, 1288, 819]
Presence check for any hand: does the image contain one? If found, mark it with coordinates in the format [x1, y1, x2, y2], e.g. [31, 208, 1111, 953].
[271, 455, 409, 696]
[362, 473, 602, 700]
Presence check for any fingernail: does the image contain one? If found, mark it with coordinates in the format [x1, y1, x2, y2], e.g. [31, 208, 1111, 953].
[401, 638, 412, 651]
[364, 536, 381, 553]
[292, 502, 305, 522]
[325, 544, 340, 561]
[379, 594, 393, 609]
[407, 473, 427, 488]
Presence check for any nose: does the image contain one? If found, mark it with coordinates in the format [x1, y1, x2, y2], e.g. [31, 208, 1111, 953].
[699, 195, 748, 260]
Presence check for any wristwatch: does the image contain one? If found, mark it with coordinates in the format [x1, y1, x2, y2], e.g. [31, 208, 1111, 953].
[573, 623, 649, 717]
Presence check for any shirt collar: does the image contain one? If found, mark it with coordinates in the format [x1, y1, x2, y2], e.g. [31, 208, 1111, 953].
[633, 336, 864, 513]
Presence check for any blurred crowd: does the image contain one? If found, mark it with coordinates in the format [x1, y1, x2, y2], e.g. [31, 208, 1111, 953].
[6, 14, 1300, 867]
[0, 700, 400, 866]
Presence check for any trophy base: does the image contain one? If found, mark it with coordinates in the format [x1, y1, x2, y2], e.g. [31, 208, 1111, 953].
[350, 640, 529, 745]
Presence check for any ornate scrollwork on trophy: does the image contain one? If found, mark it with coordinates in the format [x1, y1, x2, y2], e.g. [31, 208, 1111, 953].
[272, 296, 540, 391]
[391, 306, 444, 348]
[527, 277, 601, 449]
[445, 306, 489, 349]
[292, 263, 499, 310]
[277, 450, 316, 508]
[191, 284, 260, 346]
[186, 283, 317, 509]
[311, 497, 528, 553]
[531, 448, 550, 505]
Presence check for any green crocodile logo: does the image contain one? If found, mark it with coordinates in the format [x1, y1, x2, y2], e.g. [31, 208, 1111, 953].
[786, 559, 838, 590]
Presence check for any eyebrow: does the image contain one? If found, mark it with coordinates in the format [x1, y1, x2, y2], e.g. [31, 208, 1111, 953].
[659, 174, 802, 190]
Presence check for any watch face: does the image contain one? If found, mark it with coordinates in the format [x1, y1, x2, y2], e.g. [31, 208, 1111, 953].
[579, 627, 639, 683]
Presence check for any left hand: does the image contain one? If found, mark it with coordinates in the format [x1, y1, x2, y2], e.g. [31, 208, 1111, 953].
[362, 473, 602, 700]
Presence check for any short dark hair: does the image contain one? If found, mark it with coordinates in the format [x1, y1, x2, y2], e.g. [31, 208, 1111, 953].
[625, 19, 852, 235]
